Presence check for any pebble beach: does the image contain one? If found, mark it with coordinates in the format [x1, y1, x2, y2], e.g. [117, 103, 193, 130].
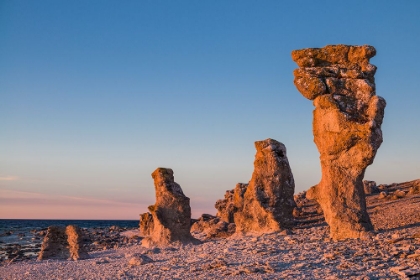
[1, 184, 419, 280]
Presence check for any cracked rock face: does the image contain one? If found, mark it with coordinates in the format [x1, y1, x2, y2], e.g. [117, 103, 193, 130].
[141, 168, 199, 247]
[234, 139, 296, 233]
[292, 44, 386, 240]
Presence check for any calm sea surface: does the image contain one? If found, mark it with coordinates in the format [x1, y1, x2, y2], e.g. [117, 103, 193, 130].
[0, 219, 139, 245]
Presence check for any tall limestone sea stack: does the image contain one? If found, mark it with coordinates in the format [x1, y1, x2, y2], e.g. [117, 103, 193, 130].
[292, 45, 386, 239]
[234, 138, 296, 233]
[141, 168, 199, 247]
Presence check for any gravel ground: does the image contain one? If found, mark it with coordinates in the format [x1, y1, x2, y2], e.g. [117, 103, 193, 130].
[1, 186, 419, 279]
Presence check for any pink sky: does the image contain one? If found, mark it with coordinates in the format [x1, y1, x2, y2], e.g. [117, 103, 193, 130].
[0, 185, 215, 220]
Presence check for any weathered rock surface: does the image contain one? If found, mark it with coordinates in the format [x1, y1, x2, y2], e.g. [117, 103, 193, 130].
[139, 212, 154, 237]
[234, 139, 296, 233]
[38, 225, 89, 260]
[214, 183, 247, 223]
[292, 44, 386, 240]
[38, 226, 68, 260]
[141, 168, 199, 247]
[363, 180, 379, 195]
[190, 214, 236, 239]
[66, 225, 89, 261]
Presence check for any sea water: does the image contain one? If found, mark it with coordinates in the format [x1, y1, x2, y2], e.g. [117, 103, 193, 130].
[0, 219, 139, 245]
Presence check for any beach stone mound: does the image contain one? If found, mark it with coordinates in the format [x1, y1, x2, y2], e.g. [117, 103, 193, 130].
[234, 138, 296, 233]
[141, 168, 200, 247]
[38, 225, 89, 261]
[215, 183, 248, 223]
[292, 44, 386, 240]
[191, 214, 236, 239]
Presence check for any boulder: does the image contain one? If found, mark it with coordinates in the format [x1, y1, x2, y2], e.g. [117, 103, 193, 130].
[234, 139, 296, 233]
[292, 44, 386, 239]
[38, 225, 89, 260]
[378, 191, 388, 199]
[409, 185, 420, 195]
[141, 168, 200, 247]
[190, 214, 236, 239]
[363, 180, 379, 195]
[128, 253, 153, 266]
[392, 189, 406, 199]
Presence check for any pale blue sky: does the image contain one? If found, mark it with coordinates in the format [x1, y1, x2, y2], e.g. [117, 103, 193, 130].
[1, 0, 419, 219]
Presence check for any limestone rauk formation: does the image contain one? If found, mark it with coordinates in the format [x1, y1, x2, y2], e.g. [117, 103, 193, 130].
[292, 45, 386, 239]
[38, 226, 68, 260]
[38, 225, 89, 261]
[65, 225, 89, 261]
[234, 139, 296, 233]
[215, 183, 248, 223]
[141, 168, 199, 247]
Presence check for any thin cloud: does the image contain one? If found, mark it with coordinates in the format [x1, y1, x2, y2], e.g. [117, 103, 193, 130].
[0, 189, 140, 207]
[0, 189, 149, 220]
[0, 176, 18, 181]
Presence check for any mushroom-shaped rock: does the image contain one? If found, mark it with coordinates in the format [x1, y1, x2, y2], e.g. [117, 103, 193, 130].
[234, 139, 296, 233]
[141, 168, 200, 247]
[292, 44, 386, 240]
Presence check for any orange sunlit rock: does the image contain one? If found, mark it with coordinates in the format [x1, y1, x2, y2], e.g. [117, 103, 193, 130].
[292, 44, 386, 240]
[140, 168, 200, 247]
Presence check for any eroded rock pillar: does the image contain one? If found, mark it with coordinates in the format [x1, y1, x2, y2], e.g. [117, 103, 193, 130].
[141, 168, 199, 247]
[38, 225, 89, 260]
[234, 139, 296, 233]
[292, 45, 386, 239]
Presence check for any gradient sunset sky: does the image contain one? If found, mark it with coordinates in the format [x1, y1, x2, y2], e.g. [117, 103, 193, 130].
[1, 1, 419, 219]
